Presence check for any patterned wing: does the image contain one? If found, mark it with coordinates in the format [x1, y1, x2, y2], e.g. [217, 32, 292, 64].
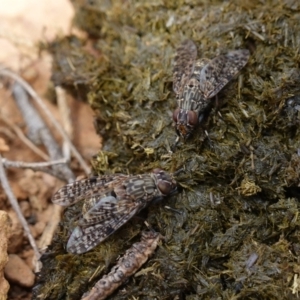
[52, 175, 123, 206]
[199, 49, 250, 99]
[67, 197, 142, 254]
[173, 39, 197, 95]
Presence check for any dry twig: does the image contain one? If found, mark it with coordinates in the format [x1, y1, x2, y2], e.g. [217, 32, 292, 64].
[38, 204, 63, 250]
[2, 158, 68, 169]
[55, 86, 73, 160]
[11, 82, 75, 181]
[2, 158, 68, 178]
[0, 155, 41, 263]
[81, 231, 161, 300]
[0, 111, 49, 160]
[0, 67, 90, 175]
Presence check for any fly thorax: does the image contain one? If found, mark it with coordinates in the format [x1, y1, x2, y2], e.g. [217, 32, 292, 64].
[126, 176, 156, 200]
[183, 78, 202, 101]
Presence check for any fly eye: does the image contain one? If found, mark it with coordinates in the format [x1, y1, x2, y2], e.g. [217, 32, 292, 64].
[173, 108, 180, 122]
[187, 111, 198, 126]
[158, 180, 172, 195]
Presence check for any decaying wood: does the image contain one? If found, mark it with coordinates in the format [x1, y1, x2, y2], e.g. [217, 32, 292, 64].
[81, 231, 161, 300]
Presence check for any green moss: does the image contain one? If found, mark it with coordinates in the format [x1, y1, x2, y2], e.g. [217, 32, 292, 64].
[34, 0, 300, 299]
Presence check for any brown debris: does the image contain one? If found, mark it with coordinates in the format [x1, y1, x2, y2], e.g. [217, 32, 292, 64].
[81, 231, 161, 300]
[19, 170, 53, 211]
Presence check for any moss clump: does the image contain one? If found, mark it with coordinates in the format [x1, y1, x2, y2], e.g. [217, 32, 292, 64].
[34, 0, 300, 299]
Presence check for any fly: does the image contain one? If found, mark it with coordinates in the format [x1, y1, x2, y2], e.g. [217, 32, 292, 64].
[173, 39, 250, 140]
[52, 169, 177, 254]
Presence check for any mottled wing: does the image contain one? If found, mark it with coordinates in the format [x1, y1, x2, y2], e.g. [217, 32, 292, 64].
[67, 197, 141, 254]
[199, 49, 250, 99]
[52, 175, 123, 206]
[173, 39, 197, 95]
[193, 58, 210, 78]
[79, 194, 125, 226]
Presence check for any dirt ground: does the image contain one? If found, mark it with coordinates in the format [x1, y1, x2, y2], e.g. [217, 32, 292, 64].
[0, 1, 101, 299]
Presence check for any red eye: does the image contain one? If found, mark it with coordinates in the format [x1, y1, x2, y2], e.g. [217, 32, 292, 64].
[173, 108, 180, 122]
[187, 111, 198, 126]
[158, 180, 172, 195]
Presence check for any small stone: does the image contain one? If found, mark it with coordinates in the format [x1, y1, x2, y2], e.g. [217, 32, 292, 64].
[21, 249, 34, 271]
[7, 210, 23, 253]
[4, 254, 35, 287]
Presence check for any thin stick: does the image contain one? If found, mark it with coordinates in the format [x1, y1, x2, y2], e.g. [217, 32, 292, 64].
[55, 86, 72, 160]
[2, 158, 68, 177]
[38, 204, 63, 250]
[11, 82, 75, 182]
[2, 158, 68, 169]
[0, 112, 49, 160]
[0, 68, 90, 175]
[0, 154, 41, 261]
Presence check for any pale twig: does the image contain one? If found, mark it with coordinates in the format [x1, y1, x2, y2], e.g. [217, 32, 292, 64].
[2, 158, 68, 178]
[2, 158, 68, 169]
[0, 155, 41, 262]
[0, 68, 91, 175]
[11, 82, 75, 182]
[38, 204, 63, 250]
[0, 112, 49, 160]
[55, 86, 73, 160]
